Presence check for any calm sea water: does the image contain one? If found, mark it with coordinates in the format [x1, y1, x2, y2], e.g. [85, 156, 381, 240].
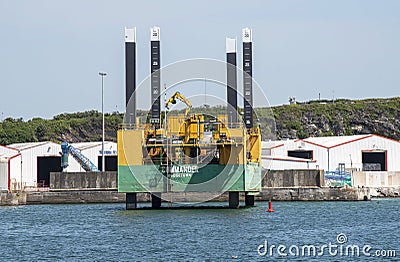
[0, 199, 398, 261]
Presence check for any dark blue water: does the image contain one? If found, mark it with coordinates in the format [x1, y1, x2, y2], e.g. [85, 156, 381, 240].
[0, 199, 398, 261]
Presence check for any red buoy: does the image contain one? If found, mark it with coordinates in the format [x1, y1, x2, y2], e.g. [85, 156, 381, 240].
[266, 200, 274, 212]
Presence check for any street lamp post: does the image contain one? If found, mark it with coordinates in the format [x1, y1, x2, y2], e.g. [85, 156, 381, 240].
[99, 72, 107, 172]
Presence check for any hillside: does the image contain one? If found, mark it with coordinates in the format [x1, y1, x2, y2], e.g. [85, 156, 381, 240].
[267, 97, 400, 140]
[0, 111, 123, 145]
[0, 97, 399, 145]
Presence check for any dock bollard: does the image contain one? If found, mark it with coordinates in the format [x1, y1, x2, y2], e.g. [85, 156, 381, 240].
[266, 200, 274, 213]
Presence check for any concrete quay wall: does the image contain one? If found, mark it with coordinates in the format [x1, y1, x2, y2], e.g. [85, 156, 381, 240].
[50, 169, 324, 190]
[26, 190, 125, 204]
[258, 187, 370, 201]
[0, 169, 376, 205]
[353, 171, 400, 187]
[50, 171, 117, 190]
[22, 187, 368, 205]
[0, 192, 26, 206]
[1, 187, 371, 206]
[263, 169, 324, 187]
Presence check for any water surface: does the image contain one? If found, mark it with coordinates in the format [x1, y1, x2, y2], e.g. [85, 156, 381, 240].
[0, 199, 398, 261]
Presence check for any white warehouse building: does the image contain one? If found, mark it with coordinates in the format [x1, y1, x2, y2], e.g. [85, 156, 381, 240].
[262, 134, 400, 172]
[0, 145, 22, 191]
[0, 141, 117, 192]
[4, 142, 61, 190]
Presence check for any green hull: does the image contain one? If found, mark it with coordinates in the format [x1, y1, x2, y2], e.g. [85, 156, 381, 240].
[118, 163, 262, 193]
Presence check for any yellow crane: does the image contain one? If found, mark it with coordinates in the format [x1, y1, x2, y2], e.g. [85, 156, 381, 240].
[165, 91, 192, 117]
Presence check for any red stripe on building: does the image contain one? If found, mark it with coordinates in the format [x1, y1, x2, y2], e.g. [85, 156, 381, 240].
[370, 134, 400, 144]
[262, 156, 317, 163]
[8, 153, 21, 192]
[0, 144, 18, 151]
[300, 140, 329, 149]
[269, 144, 285, 150]
[329, 134, 373, 149]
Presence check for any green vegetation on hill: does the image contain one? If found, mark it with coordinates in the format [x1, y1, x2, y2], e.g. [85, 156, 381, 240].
[0, 97, 399, 145]
[0, 111, 123, 145]
[268, 97, 400, 140]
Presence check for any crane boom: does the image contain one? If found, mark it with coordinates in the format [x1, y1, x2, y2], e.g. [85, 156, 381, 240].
[165, 91, 192, 116]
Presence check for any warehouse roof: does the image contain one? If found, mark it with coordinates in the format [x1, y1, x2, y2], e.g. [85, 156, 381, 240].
[0, 151, 21, 160]
[71, 141, 116, 151]
[7, 141, 117, 152]
[299, 134, 400, 149]
[7, 141, 58, 151]
[263, 134, 400, 150]
[262, 139, 295, 149]
[0, 144, 18, 152]
[299, 135, 373, 149]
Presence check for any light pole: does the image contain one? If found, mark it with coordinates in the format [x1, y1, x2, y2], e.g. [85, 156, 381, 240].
[99, 72, 107, 172]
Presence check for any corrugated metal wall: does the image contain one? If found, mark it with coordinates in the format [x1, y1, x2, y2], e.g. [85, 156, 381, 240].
[6, 142, 118, 187]
[269, 141, 328, 170]
[17, 142, 61, 187]
[0, 158, 8, 191]
[263, 135, 400, 172]
[330, 136, 400, 172]
[9, 155, 22, 191]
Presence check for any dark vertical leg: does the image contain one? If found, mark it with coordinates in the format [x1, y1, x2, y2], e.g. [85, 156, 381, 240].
[125, 28, 136, 123]
[229, 192, 240, 208]
[126, 193, 137, 210]
[152, 192, 162, 208]
[226, 44, 238, 127]
[245, 192, 255, 207]
[150, 29, 161, 127]
[242, 30, 253, 129]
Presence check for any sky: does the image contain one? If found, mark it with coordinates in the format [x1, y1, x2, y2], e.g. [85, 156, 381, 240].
[1, 0, 400, 120]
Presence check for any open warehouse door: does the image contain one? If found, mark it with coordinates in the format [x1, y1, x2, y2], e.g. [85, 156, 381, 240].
[362, 151, 387, 171]
[37, 156, 62, 187]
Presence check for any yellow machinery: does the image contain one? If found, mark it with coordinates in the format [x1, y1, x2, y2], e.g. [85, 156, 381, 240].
[165, 91, 192, 117]
[119, 27, 260, 209]
[118, 91, 262, 208]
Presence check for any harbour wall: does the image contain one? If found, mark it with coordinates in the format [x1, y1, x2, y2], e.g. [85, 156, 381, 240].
[49, 169, 324, 190]
[0, 192, 26, 205]
[353, 171, 400, 187]
[26, 190, 125, 204]
[50, 171, 117, 190]
[258, 187, 370, 201]
[1, 188, 372, 206]
[263, 169, 324, 187]
[1, 170, 381, 205]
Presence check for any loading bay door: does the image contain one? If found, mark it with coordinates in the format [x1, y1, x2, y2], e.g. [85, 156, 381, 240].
[97, 155, 117, 171]
[37, 156, 62, 186]
[362, 151, 387, 171]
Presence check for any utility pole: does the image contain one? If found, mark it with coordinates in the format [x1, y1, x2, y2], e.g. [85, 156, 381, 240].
[99, 72, 107, 172]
